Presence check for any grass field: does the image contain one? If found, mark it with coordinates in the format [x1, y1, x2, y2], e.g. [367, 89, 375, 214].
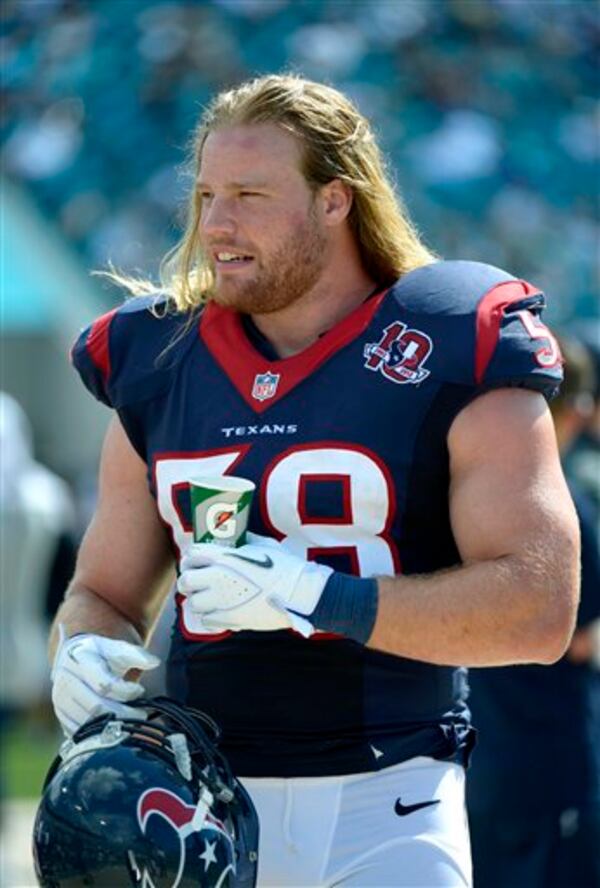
[1, 719, 59, 886]
[3, 717, 60, 800]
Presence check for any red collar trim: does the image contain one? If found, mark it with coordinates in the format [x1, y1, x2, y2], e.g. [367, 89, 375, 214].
[200, 290, 389, 413]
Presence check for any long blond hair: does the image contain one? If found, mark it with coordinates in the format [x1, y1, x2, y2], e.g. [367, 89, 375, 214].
[106, 74, 436, 311]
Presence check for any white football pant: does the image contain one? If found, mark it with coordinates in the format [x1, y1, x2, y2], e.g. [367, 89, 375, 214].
[241, 756, 472, 887]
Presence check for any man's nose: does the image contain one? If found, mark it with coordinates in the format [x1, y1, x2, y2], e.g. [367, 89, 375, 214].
[200, 196, 237, 238]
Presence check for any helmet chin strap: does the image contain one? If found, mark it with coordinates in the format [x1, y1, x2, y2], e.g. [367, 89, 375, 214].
[168, 732, 193, 780]
[190, 785, 215, 835]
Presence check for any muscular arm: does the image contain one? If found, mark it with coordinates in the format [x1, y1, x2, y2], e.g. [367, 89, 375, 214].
[49, 416, 175, 661]
[369, 388, 580, 666]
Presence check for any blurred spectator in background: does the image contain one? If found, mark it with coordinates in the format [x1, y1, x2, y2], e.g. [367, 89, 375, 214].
[467, 336, 600, 888]
[0, 394, 78, 888]
[1, 0, 598, 324]
[0, 393, 76, 724]
[564, 322, 600, 526]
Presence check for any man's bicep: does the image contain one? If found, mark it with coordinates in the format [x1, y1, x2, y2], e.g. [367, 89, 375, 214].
[448, 388, 577, 565]
[70, 416, 175, 626]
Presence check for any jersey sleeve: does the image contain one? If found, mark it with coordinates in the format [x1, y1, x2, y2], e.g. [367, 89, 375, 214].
[474, 279, 562, 400]
[70, 295, 196, 410]
[390, 261, 563, 401]
[70, 308, 117, 407]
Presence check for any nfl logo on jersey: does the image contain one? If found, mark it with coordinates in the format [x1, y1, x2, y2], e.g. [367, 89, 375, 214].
[252, 371, 280, 401]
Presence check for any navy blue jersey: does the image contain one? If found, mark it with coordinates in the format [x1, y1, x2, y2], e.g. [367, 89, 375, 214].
[71, 260, 562, 778]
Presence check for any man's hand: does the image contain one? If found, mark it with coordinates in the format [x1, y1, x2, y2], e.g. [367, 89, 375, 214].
[51, 628, 160, 736]
[177, 539, 333, 636]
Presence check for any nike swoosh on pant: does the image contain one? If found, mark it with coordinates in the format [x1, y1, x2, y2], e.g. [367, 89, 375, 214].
[394, 797, 440, 816]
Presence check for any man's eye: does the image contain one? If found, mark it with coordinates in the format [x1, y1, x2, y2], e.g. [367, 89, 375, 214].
[199, 191, 213, 201]
[240, 191, 263, 198]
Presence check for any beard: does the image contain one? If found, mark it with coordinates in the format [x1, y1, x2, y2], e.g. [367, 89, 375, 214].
[208, 206, 328, 315]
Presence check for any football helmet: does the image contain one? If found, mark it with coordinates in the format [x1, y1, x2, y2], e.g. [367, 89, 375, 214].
[32, 696, 259, 887]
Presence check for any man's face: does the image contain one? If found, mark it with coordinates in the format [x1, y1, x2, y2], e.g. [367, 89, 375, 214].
[197, 123, 328, 314]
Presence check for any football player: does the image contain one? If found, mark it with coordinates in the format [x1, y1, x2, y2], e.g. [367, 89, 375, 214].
[49, 74, 579, 887]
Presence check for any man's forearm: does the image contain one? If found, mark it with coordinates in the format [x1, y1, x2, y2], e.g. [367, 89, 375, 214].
[49, 585, 146, 664]
[369, 550, 579, 667]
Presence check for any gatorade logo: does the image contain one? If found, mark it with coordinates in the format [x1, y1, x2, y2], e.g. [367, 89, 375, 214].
[205, 502, 238, 540]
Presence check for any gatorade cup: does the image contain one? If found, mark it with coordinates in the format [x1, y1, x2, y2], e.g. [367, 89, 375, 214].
[189, 475, 255, 547]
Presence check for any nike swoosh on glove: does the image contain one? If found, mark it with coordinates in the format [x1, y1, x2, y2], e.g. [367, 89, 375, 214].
[51, 627, 160, 736]
[177, 539, 333, 637]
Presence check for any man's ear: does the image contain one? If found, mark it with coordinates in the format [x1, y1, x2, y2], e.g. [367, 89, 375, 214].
[320, 179, 354, 226]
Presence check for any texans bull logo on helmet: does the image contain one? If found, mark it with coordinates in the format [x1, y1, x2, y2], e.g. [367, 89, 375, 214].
[134, 787, 235, 887]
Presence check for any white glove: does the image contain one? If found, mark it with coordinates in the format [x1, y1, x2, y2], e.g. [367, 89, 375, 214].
[177, 538, 333, 637]
[51, 627, 160, 736]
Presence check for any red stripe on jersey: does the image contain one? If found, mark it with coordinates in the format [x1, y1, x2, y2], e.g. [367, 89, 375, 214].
[86, 309, 117, 381]
[200, 289, 389, 413]
[474, 280, 541, 384]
